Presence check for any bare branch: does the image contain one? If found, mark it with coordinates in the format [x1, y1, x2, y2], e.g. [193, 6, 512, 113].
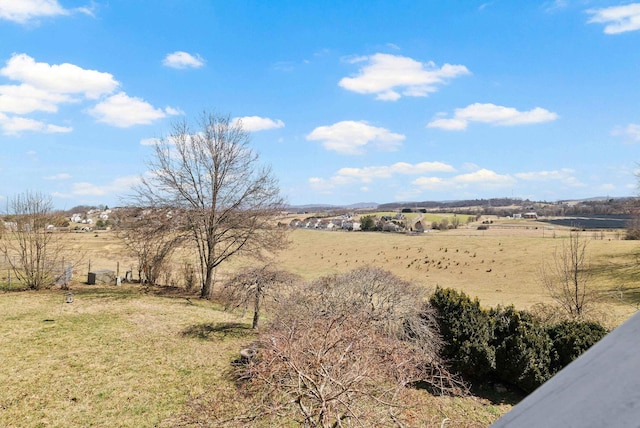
[130, 112, 288, 298]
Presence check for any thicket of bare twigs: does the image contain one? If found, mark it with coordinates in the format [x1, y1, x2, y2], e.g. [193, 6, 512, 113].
[215, 264, 300, 329]
[224, 266, 466, 427]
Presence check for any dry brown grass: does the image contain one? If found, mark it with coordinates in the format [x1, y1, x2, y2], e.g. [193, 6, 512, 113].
[2, 221, 637, 426]
[42, 221, 640, 325]
[274, 224, 639, 326]
[0, 285, 255, 427]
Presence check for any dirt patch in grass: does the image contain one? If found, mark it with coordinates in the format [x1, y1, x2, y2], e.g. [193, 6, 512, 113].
[181, 322, 254, 341]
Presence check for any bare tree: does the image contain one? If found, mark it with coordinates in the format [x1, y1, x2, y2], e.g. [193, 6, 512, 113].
[132, 112, 288, 298]
[232, 267, 464, 427]
[216, 264, 299, 329]
[0, 192, 74, 290]
[117, 207, 186, 285]
[540, 231, 596, 319]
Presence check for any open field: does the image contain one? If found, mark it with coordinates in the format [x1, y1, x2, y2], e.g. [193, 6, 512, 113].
[275, 224, 640, 326]
[1, 220, 639, 426]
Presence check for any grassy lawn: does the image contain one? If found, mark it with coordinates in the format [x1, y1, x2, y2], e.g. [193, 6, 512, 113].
[0, 285, 514, 427]
[0, 285, 254, 427]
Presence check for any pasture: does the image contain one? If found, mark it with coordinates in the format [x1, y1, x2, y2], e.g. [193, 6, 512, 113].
[276, 224, 639, 325]
[1, 219, 639, 426]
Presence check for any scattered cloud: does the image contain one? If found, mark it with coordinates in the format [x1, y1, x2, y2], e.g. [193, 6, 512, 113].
[515, 168, 577, 182]
[0, 0, 93, 24]
[308, 175, 353, 194]
[587, 3, 640, 34]
[71, 175, 141, 197]
[336, 162, 455, 182]
[88, 92, 179, 127]
[452, 168, 515, 186]
[44, 173, 71, 180]
[0, 53, 174, 133]
[0, 112, 72, 135]
[612, 123, 640, 142]
[309, 161, 455, 194]
[543, 0, 567, 13]
[306, 120, 405, 155]
[1, 53, 118, 99]
[162, 51, 205, 69]
[308, 163, 588, 200]
[339, 53, 470, 101]
[0, 83, 73, 114]
[140, 137, 161, 146]
[232, 116, 285, 132]
[427, 103, 558, 130]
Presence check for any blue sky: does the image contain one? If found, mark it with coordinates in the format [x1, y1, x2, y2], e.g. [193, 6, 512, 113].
[1, 0, 640, 209]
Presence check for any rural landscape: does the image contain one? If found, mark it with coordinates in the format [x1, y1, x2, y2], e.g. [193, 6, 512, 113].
[4, 1, 640, 427]
[1, 157, 639, 426]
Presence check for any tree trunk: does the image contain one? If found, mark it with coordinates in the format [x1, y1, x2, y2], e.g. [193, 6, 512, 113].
[252, 288, 261, 329]
[200, 266, 214, 299]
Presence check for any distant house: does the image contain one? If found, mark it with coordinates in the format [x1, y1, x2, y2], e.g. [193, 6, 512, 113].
[342, 221, 361, 231]
[523, 212, 538, 219]
[382, 222, 403, 232]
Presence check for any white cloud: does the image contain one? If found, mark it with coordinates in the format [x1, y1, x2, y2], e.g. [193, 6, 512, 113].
[0, 83, 73, 114]
[308, 175, 353, 194]
[0, 53, 175, 132]
[588, 3, 640, 34]
[612, 123, 640, 142]
[410, 176, 446, 190]
[1, 53, 118, 99]
[0, 0, 67, 23]
[0, 112, 72, 135]
[0, 54, 119, 123]
[140, 137, 161, 146]
[411, 168, 515, 191]
[309, 161, 455, 194]
[232, 116, 285, 132]
[515, 168, 576, 181]
[453, 168, 515, 186]
[428, 103, 558, 130]
[425, 117, 468, 131]
[306, 120, 405, 155]
[44, 173, 71, 180]
[71, 175, 141, 196]
[88, 92, 178, 127]
[336, 161, 455, 182]
[162, 51, 205, 69]
[339, 53, 470, 101]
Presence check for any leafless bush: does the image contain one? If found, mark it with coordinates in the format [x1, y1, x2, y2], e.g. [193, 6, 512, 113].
[181, 262, 198, 291]
[215, 264, 300, 329]
[539, 231, 599, 321]
[0, 192, 78, 290]
[117, 207, 185, 285]
[229, 266, 465, 427]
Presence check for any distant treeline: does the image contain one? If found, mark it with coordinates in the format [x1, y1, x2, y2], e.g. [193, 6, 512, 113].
[379, 197, 639, 217]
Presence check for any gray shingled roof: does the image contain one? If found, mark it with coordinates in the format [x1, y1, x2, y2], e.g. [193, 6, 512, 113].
[491, 311, 640, 427]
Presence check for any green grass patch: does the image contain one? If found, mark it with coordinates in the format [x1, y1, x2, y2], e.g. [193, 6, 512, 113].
[0, 286, 254, 427]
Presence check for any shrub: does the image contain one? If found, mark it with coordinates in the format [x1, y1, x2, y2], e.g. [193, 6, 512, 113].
[547, 320, 608, 372]
[491, 306, 553, 393]
[429, 287, 495, 379]
[234, 268, 464, 426]
[429, 289, 608, 394]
